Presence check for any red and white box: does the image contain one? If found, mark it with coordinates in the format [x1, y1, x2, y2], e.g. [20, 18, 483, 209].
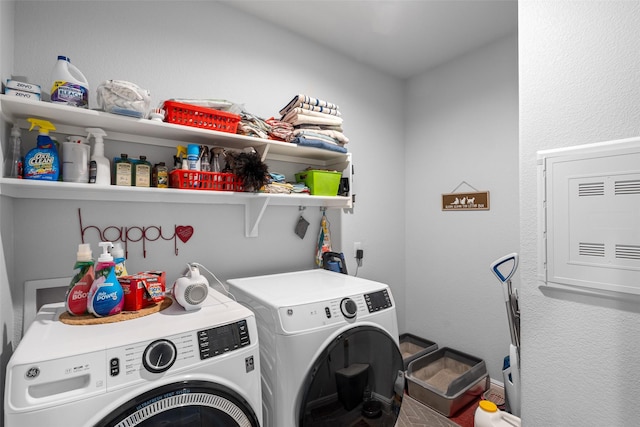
[119, 271, 165, 311]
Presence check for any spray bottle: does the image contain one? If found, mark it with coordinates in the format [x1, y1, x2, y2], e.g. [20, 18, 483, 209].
[86, 128, 110, 185]
[87, 242, 124, 317]
[23, 118, 59, 181]
[211, 147, 225, 172]
[65, 243, 95, 316]
[3, 125, 23, 178]
[112, 242, 128, 277]
[174, 145, 187, 170]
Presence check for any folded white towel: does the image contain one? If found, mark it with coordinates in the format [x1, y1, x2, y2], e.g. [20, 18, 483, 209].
[282, 108, 344, 127]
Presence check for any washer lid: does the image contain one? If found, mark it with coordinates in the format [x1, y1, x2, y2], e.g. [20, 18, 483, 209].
[227, 269, 390, 308]
[12, 289, 253, 363]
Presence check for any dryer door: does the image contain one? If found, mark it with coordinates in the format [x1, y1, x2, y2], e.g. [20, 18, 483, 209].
[299, 326, 404, 427]
[94, 380, 260, 427]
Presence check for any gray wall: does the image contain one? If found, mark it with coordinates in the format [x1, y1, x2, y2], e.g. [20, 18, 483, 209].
[7, 1, 405, 345]
[520, 1, 640, 425]
[0, 0, 16, 419]
[404, 35, 519, 382]
[0, 1, 520, 424]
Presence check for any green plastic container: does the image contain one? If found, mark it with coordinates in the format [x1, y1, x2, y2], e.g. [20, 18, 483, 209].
[295, 170, 342, 196]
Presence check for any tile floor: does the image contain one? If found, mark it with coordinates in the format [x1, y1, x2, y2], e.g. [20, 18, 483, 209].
[395, 395, 459, 427]
[395, 383, 506, 427]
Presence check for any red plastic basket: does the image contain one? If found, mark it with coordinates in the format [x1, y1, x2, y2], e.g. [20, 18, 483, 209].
[170, 170, 244, 191]
[163, 101, 241, 133]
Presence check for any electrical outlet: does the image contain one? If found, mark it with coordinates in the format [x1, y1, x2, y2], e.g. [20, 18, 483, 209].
[353, 242, 362, 259]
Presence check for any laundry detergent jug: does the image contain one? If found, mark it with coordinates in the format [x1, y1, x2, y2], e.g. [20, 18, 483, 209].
[50, 55, 89, 108]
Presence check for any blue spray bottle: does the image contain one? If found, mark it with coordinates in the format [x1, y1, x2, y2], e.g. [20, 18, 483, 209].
[87, 242, 124, 317]
[23, 118, 60, 181]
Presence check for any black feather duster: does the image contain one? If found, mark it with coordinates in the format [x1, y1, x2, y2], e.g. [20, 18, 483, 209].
[226, 151, 269, 192]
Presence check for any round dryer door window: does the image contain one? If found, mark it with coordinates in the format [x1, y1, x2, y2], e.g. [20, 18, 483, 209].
[94, 381, 260, 427]
[299, 326, 404, 427]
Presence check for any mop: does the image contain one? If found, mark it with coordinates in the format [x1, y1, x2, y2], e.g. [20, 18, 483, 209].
[490, 253, 521, 417]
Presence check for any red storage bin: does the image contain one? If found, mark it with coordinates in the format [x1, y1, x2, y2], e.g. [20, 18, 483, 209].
[170, 170, 243, 191]
[163, 100, 240, 133]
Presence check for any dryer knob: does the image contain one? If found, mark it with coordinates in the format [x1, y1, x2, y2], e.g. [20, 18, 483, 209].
[340, 298, 358, 319]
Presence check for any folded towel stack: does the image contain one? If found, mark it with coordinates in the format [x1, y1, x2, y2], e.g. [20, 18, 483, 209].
[279, 94, 349, 153]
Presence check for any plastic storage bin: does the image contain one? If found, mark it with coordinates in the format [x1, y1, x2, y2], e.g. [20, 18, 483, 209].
[170, 170, 243, 191]
[399, 333, 438, 370]
[335, 363, 369, 411]
[295, 170, 342, 196]
[163, 100, 240, 133]
[406, 347, 489, 417]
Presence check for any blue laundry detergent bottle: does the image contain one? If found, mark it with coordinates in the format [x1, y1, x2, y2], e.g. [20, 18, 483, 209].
[23, 118, 60, 181]
[87, 242, 124, 317]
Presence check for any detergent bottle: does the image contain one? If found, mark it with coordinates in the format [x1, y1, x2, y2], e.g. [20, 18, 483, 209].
[65, 243, 95, 316]
[474, 400, 521, 427]
[112, 242, 128, 277]
[23, 118, 60, 181]
[50, 55, 89, 108]
[87, 242, 124, 317]
[86, 128, 110, 185]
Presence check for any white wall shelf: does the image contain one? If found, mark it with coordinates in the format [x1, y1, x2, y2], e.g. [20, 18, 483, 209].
[0, 95, 352, 237]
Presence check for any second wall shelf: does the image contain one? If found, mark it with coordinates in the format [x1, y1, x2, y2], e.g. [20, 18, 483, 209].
[0, 95, 353, 237]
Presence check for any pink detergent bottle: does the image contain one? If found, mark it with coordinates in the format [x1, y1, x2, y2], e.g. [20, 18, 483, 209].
[65, 243, 94, 316]
[87, 242, 124, 317]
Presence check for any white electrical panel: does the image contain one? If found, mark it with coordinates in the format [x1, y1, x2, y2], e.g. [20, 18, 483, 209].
[538, 136, 640, 296]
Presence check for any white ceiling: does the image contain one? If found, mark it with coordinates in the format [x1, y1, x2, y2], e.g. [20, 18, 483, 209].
[224, 0, 518, 79]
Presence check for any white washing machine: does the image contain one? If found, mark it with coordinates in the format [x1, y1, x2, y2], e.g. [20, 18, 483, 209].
[4, 290, 262, 427]
[227, 269, 404, 427]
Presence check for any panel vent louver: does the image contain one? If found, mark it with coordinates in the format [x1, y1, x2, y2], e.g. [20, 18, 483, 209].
[616, 245, 640, 261]
[578, 182, 605, 196]
[579, 242, 605, 257]
[615, 180, 640, 195]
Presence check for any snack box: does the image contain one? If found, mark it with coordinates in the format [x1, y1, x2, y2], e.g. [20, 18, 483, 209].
[119, 271, 165, 311]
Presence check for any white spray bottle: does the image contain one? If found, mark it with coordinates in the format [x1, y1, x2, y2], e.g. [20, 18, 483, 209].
[86, 127, 110, 185]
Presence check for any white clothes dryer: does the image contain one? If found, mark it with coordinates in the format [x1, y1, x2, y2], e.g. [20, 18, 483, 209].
[228, 269, 404, 427]
[5, 290, 262, 427]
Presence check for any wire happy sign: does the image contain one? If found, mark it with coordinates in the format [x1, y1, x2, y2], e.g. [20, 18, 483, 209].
[442, 181, 490, 211]
[77, 208, 194, 257]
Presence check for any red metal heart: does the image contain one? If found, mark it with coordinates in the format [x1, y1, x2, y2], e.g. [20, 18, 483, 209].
[176, 225, 194, 243]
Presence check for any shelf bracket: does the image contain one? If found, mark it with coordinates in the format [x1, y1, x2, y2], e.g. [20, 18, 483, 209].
[245, 197, 270, 238]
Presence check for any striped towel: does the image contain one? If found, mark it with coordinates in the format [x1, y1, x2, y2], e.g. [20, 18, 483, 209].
[279, 94, 340, 116]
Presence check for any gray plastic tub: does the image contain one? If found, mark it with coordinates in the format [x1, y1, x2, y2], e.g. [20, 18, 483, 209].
[399, 333, 438, 370]
[406, 347, 489, 417]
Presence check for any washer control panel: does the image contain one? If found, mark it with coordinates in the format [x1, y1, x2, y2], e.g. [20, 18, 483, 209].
[197, 319, 250, 360]
[106, 319, 251, 387]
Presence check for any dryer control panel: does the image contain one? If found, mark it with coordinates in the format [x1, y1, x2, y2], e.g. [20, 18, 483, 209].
[278, 288, 394, 334]
[364, 289, 392, 312]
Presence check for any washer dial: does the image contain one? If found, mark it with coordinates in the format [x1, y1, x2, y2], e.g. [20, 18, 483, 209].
[340, 298, 358, 319]
[143, 339, 177, 373]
